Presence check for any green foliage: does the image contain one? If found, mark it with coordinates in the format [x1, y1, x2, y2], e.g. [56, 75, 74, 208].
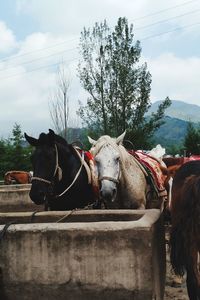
[184, 122, 200, 155]
[0, 123, 33, 179]
[78, 17, 171, 148]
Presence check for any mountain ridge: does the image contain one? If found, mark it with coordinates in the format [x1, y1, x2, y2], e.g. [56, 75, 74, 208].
[148, 100, 200, 123]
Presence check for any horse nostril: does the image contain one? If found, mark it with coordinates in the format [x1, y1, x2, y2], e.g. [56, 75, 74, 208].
[113, 188, 117, 195]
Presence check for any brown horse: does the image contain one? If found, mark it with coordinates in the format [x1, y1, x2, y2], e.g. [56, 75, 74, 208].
[4, 171, 32, 184]
[170, 160, 200, 299]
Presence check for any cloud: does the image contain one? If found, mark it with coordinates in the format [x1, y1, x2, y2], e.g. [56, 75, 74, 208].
[1, 0, 200, 138]
[0, 29, 80, 138]
[0, 21, 17, 53]
[146, 53, 200, 104]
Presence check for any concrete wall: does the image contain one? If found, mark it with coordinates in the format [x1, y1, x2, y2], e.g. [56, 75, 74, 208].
[0, 184, 43, 212]
[0, 209, 166, 300]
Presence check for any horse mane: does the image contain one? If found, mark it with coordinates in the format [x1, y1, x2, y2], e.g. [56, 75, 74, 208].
[91, 135, 128, 159]
[38, 132, 69, 147]
[54, 134, 69, 147]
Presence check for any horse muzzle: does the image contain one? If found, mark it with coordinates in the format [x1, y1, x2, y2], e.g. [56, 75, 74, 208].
[29, 183, 53, 205]
[100, 182, 117, 205]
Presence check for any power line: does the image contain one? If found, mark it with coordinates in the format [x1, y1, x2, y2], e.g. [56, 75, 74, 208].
[134, 8, 200, 31]
[0, 57, 79, 81]
[131, 0, 198, 22]
[140, 21, 200, 41]
[1, 3, 200, 80]
[0, 0, 198, 65]
[2, 7, 199, 72]
[0, 46, 78, 72]
[1, 20, 200, 81]
[0, 37, 78, 63]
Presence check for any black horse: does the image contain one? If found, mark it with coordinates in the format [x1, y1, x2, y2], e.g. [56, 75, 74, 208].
[25, 129, 95, 210]
[170, 160, 200, 300]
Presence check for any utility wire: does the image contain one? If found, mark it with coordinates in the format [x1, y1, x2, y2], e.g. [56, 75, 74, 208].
[1, 3, 200, 79]
[0, 57, 79, 81]
[1, 7, 199, 71]
[141, 21, 200, 40]
[0, 37, 78, 63]
[0, 0, 198, 64]
[1, 20, 200, 81]
[131, 0, 198, 21]
[0, 47, 78, 72]
[134, 8, 200, 31]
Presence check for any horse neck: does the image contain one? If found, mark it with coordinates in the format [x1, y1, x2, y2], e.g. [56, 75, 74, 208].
[118, 145, 133, 179]
[118, 145, 147, 201]
[56, 143, 82, 184]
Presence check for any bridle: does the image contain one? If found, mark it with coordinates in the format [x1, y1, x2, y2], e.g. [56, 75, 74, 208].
[31, 144, 84, 198]
[31, 144, 62, 185]
[93, 143, 121, 185]
[99, 176, 120, 184]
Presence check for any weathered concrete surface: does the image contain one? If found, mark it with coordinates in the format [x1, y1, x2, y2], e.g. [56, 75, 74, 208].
[0, 184, 43, 212]
[0, 209, 166, 300]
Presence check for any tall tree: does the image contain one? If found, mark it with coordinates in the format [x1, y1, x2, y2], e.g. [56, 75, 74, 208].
[11, 123, 32, 170]
[184, 122, 200, 155]
[78, 17, 171, 147]
[49, 63, 70, 139]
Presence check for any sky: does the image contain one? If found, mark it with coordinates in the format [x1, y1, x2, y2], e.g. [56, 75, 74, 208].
[0, 0, 200, 138]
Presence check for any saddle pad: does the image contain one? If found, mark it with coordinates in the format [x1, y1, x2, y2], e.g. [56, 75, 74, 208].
[129, 150, 166, 193]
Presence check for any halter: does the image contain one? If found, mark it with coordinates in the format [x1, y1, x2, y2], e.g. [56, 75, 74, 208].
[31, 144, 62, 185]
[92, 142, 121, 185]
[99, 176, 120, 184]
[31, 144, 85, 198]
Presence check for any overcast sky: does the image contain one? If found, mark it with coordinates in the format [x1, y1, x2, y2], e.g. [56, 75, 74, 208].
[0, 0, 200, 138]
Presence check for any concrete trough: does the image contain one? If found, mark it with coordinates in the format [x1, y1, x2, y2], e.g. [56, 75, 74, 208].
[0, 209, 166, 300]
[0, 184, 43, 212]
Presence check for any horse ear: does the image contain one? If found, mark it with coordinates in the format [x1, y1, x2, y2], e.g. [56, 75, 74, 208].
[24, 133, 38, 146]
[88, 136, 97, 146]
[116, 131, 126, 145]
[49, 129, 55, 135]
[49, 129, 55, 145]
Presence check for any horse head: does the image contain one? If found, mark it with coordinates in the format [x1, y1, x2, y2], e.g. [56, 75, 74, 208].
[88, 132, 126, 207]
[25, 129, 65, 205]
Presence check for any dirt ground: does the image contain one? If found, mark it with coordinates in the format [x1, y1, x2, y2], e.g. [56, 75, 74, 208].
[164, 227, 188, 300]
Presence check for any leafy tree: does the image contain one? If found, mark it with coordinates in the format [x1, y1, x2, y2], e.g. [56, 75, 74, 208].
[78, 17, 171, 148]
[0, 123, 32, 179]
[184, 122, 200, 155]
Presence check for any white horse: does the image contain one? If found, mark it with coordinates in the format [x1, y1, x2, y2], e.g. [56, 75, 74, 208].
[88, 132, 152, 209]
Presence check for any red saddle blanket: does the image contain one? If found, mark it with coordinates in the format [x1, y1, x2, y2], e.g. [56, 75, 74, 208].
[129, 150, 167, 194]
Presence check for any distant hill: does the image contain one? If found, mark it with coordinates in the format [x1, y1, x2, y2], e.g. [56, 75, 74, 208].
[148, 100, 200, 123]
[152, 116, 189, 149]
